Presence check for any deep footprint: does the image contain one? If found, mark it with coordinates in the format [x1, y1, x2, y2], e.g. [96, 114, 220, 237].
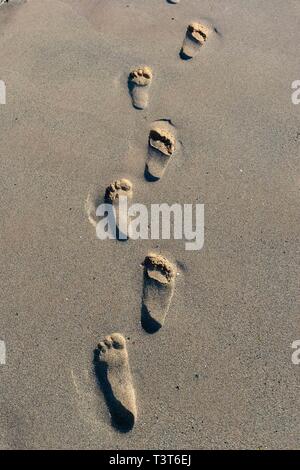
[95, 333, 137, 432]
[128, 66, 153, 110]
[145, 121, 177, 181]
[180, 21, 213, 60]
[104, 178, 133, 240]
[142, 253, 177, 333]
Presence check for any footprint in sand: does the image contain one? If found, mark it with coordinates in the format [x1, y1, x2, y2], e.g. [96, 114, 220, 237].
[128, 66, 152, 110]
[180, 21, 213, 60]
[141, 253, 177, 333]
[95, 333, 137, 432]
[104, 178, 133, 240]
[145, 120, 177, 181]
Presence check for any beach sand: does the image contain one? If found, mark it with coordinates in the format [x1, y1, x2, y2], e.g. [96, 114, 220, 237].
[0, 0, 299, 449]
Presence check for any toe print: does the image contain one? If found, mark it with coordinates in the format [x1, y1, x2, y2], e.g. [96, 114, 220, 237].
[149, 129, 176, 156]
[104, 178, 133, 204]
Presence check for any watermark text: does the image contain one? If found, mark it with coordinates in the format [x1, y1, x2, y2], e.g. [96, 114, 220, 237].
[96, 197, 204, 251]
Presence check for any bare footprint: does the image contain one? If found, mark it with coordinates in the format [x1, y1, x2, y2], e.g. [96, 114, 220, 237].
[104, 178, 133, 240]
[145, 120, 177, 181]
[180, 21, 213, 60]
[128, 66, 152, 110]
[142, 253, 177, 333]
[96, 333, 137, 432]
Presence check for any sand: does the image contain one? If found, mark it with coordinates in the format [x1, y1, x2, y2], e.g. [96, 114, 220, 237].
[0, 0, 299, 449]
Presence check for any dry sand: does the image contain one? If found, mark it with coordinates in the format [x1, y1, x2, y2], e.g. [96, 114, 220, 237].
[0, 0, 299, 449]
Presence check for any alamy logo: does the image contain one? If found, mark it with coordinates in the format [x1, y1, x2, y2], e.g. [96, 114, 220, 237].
[0, 80, 6, 104]
[95, 197, 204, 251]
[291, 340, 300, 365]
[291, 80, 300, 105]
[0, 340, 6, 365]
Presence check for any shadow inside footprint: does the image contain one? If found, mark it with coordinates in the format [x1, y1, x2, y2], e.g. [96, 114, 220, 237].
[179, 48, 193, 60]
[141, 270, 163, 334]
[93, 349, 135, 433]
[127, 78, 135, 97]
[144, 165, 160, 182]
[127, 78, 137, 108]
[141, 303, 161, 334]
